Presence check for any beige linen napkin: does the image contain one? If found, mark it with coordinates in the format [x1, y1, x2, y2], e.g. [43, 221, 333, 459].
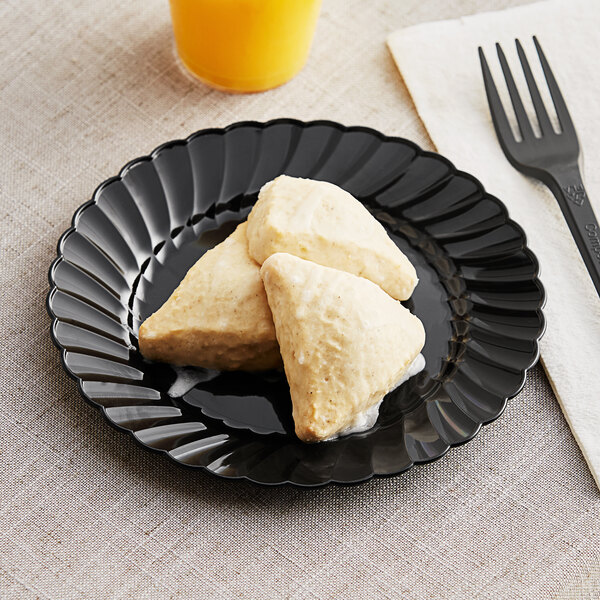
[388, 0, 600, 488]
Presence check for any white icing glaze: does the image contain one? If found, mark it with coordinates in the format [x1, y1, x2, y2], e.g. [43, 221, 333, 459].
[167, 366, 219, 398]
[325, 353, 426, 441]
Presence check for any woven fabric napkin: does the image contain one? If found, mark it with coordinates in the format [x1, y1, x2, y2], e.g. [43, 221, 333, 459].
[388, 0, 600, 488]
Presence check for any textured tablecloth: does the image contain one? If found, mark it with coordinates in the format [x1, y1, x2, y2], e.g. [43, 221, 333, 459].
[1, 1, 599, 599]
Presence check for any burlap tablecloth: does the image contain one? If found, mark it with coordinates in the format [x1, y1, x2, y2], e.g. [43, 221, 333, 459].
[1, 1, 599, 598]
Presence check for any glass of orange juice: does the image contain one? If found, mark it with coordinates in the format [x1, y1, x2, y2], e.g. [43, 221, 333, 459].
[168, 0, 322, 93]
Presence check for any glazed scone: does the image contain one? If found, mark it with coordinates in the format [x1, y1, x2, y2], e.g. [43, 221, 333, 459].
[138, 222, 281, 371]
[247, 175, 418, 300]
[260, 253, 425, 442]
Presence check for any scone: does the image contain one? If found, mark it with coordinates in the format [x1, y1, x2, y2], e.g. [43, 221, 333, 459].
[138, 222, 281, 371]
[247, 175, 418, 301]
[260, 252, 425, 442]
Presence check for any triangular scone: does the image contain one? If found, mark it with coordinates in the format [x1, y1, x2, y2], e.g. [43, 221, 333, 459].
[260, 253, 425, 442]
[139, 222, 281, 371]
[247, 175, 418, 300]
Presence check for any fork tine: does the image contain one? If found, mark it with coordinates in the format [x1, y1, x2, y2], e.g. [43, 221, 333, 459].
[515, 39, 554, 136]
[533, 36, 575, 135]
[495, 43, 535, 141]
[478, 47, 517, 150]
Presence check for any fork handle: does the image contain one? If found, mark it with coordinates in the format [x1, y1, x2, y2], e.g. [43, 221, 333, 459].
[546, 165, 600, 296]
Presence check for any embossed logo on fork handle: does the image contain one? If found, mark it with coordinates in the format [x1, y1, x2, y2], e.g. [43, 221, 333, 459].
[562, 184, 586, 206]
[549, 166, 600, 294]
[558, 182, 600, 262]
[561, 184, 600, 262]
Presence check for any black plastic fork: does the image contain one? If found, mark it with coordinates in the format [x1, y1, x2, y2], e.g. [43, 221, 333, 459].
[479, 37, 600, 296]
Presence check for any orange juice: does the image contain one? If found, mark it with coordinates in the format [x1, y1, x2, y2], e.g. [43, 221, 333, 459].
[169, 0, 322, 93]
